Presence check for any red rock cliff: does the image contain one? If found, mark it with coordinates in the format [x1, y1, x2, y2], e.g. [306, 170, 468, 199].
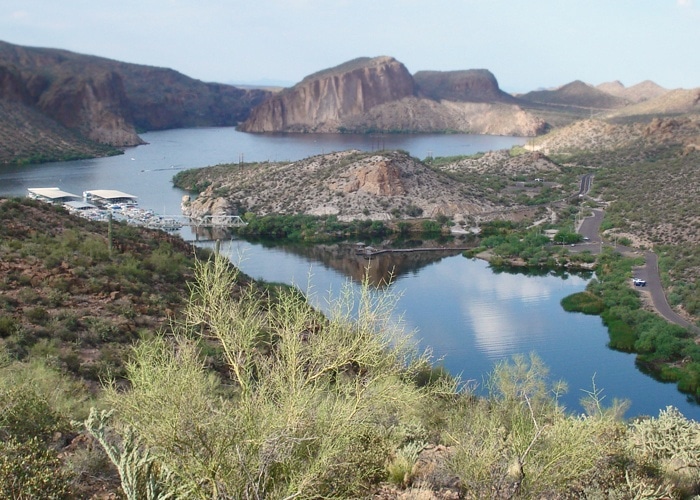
[239, 56, 415, 132]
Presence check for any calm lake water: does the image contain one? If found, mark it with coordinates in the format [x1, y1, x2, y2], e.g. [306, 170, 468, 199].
[1, 127, 697, 419]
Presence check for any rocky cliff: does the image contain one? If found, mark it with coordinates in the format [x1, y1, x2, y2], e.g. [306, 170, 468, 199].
[0, 44, 141, 147]
[0, 40, 271, 162]
[239, 57, 415, 133]
[240, 58, 546, 136]
[36, 70, 142, 146]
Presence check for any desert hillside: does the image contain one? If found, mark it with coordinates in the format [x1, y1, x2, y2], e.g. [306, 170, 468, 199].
[519, 80, 629, 110]
[603, 88, 700, 120]
[596, 80, 668, 103]
[173, 145, 579, 234]
[0, 40, 270, 164]
[528, 115, 700, 157]
[177, 150, 504, 223]
[0, 98, 120, 164]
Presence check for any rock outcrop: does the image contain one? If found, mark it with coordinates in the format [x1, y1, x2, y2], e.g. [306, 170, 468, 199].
[414, 69, 517, 103]
[239, 57, 415, 133]
[179, 150, 499, 222]
[327, 157, 407, 196]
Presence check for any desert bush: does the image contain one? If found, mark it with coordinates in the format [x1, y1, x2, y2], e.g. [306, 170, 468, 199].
[0, 386, 65, 442]
[386, 440, 426, 487]
[25, 305, 50, 325]
[448, 354, 625, 497]
[0, 315, 18, 338]
[97, 254, 447, 498]
[0, 357, 93, 422]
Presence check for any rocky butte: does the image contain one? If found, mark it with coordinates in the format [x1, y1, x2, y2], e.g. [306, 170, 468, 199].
[239, 56, 416, 133]
[239, 56, 546, 136]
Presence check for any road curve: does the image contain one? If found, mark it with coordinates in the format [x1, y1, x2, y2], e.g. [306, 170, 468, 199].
[576, 206, 699, 334]
[637, 251, 700, 334]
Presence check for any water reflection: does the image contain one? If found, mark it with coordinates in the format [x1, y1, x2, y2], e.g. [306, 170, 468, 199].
[233, 239, 474, 287]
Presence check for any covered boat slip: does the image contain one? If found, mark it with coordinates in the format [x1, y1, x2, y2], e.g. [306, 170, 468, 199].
[82, 189, 138, 206]
[63, 200, 97, 211]
[28, 187, 138, 207]
[25, 187, 182, 230]
[27, 187, 81, 204]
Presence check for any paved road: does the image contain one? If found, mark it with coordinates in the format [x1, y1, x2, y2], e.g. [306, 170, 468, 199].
[576, 208, 604, 250]
[575, 206, 699, 334]
[635, 251, 700, 333]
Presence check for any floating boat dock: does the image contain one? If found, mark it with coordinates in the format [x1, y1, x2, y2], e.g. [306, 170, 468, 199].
[28, 187, 183, 231]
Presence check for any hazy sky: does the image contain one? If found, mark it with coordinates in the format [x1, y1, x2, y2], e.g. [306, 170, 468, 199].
[2, 0, 698, 92]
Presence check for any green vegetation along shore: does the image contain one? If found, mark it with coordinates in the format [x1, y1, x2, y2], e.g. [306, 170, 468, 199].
[562, 248, 700, 399]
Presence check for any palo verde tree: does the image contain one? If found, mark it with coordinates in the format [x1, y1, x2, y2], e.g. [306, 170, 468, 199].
[98, 253, 453, 498]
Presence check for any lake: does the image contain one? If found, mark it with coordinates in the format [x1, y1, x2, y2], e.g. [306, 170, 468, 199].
[1, 127, 697, 419]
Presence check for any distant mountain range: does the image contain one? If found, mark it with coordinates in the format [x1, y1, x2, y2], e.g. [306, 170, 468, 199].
[1, 40, 698, 165]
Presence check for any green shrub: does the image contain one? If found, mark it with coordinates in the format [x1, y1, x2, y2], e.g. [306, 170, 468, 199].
[0, 357, 93, 421]
[0, 386, 65, 442]
[0, 437, 72, 499]
[421, 220, 442, 233]
[26, 306, 50, 325]
[561, 292, 605, 315]
[386, 441, 425, 486]
[0, 315, 18, 338]
[603, 311, 638, 351]
[448, 354, 625, 498]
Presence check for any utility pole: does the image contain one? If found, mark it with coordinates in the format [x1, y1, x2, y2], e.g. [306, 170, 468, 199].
[107, 211, 113, 257]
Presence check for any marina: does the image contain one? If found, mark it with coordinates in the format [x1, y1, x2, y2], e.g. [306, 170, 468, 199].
[26, 186, 249, 232]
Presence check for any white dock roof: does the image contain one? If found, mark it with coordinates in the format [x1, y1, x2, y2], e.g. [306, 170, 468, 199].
[28, 187, 80, 200]
[64, 200, 97, 210]
[84, 190, 138, 201]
